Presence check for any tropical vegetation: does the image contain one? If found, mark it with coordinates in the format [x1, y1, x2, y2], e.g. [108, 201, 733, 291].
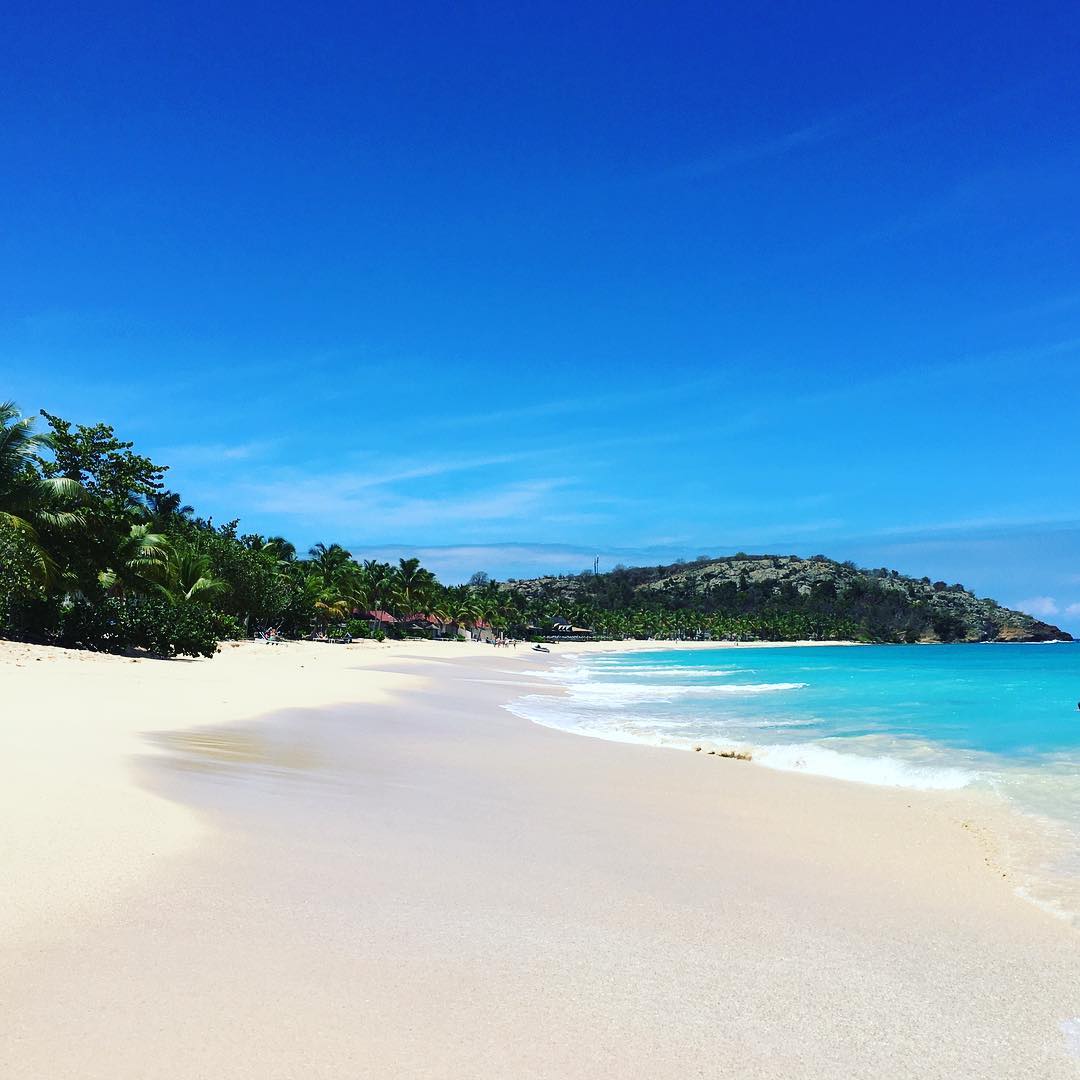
[0, 401, 522, 656]
[1, 400, 1067, 658]
[506, 554, 1071, 644]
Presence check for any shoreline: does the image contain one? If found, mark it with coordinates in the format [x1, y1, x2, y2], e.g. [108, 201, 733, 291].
[522, 638, 867, 650]
[3, 637, 1080, 1076]
[522, 642, 1080, 925]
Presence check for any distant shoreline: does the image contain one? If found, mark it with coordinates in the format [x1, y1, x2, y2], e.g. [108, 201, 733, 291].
[522, 637, 866, 652]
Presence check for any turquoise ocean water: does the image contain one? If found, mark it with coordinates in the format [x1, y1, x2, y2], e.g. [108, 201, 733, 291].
[508, 643, 1080, 916]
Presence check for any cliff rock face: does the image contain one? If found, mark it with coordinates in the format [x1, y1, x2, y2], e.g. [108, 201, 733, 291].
[505, 555, 1071, 643]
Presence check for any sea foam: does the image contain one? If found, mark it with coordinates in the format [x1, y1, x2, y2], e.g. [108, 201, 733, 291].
[751, 742, 974, 789]
[512, 642, 1080, 924]
[510, 647, 983, 792]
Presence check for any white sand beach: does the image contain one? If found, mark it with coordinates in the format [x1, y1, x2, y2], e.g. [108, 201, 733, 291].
[2, 637, 1079, 1078]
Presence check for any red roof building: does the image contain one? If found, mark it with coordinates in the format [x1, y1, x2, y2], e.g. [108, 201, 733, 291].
[358, 610, 398, 624]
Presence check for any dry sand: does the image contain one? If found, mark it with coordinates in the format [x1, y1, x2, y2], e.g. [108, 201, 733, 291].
[2, 637, 1079, 1078]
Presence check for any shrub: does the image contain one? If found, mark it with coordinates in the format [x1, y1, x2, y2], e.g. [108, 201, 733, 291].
[50, 596, 242, 658]
[0, 525, 46, 629]
[931, 613, 967, 642]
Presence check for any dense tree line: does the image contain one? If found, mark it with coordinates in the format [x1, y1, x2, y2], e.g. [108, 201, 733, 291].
[516, 579, 862, 643]
[0, 403, 539, 656]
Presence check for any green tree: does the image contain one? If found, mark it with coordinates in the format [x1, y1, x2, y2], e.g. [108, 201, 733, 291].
[38, 411, 166, 508]
[145, 490, 194, 525]
[164, 539, 229, 605]
[0, 401, 83, 582]
[392, 556, 436, 615]
[262, 536, 297, 565]
[97, 524, 172, 597]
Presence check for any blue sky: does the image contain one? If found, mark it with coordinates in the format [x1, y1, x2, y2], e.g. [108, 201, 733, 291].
[3, 3, 1080, 629]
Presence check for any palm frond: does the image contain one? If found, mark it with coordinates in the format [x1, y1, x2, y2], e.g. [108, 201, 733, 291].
[40, 475, 84, 500]
[0, 509, 39, 540]
[182, 576, 229, 604]
[34, 509, 86, 529]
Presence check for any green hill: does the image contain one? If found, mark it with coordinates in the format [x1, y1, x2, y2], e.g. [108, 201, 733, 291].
[504, 554, 1071, 643]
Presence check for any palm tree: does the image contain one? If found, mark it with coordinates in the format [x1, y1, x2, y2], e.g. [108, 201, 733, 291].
[0, 401, 83, 582]
[145, 489, 194, 524]
[447, 596, 480, 627]
[392, 556, 435, 616]
[304, 571, 355, 632]
[359, 560, 393, 611]
[302, 543, 371, 633]
[165, 541, 228, 605]
[313, 593, 351, 626]
[98, 524, 172, 597]
[262, 536, 297, 565]
[307, 542, 352, 583]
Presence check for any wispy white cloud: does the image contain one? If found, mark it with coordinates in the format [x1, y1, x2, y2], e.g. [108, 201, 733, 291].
[334, 541, 732, 584]
[430, 373, 734, 432]
[1013, 596, 1059, 617]
[243, 473, 588, 533]
[660, 113, 854, 182]
[708, 518, 847, 546]
[340, 542, 610, 582]
[154, 441, 271, 466]
[287, 450, 549, 492]
[870, 514, 1080, 540]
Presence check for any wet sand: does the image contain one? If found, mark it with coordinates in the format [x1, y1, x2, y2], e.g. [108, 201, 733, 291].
[2, 638, 1079, 1078]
